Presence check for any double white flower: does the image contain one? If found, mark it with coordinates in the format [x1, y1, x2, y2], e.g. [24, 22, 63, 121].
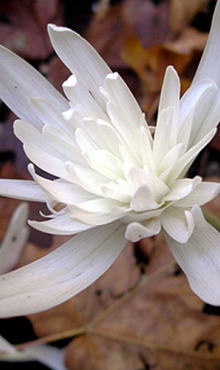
[0, 1, 220, 317]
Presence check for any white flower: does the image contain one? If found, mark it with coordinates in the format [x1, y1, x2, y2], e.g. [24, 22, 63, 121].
[0, 1, 220, 317]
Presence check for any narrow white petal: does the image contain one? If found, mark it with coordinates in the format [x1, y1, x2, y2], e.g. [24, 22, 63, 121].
[192, 0, 220, 85]
[24, 144, 72, 181]
[63, 75, 108, 121]
[153, 107, 175, 161]
[0, 222, 126, 317]
[47, 24, 111, 109]
[68, 201, 128, 225]
[139, 125, 156, 172]
[34, 174, 95, 205]
[0, 203, 29, 274]
[0, 46, 68, 129]
[180, 79, 216, 127]
[167, 128, 216, 183]
[154, 66, 180, 149]
[158, 143, 185, 180]
[82, 118, 123, 158]
[104, 72, 143, 131]
[29, 97, 75, 136]
[158, 66, 180, 115]
[0, 179, 46, 202]
[24, 345, 67, 370]
[0, 336, 67, 370]
[42, 125, 86, 166]
[0, 336, 15, 353]
[0, 336, 32, 361]
[161, 207, 195, 243]
[106, 101, 141, 165]
[15, 120, 85, 168]
[65, 161, 108, 196]
[29, 211, 92, 235]
[179, 79, 217, 148]
[164, 206, 220, 305]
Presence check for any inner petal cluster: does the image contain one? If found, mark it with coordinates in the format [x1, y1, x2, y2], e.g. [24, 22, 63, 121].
[16, 67, 219, 244]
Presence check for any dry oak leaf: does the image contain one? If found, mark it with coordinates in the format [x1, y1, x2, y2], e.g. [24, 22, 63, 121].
[121, 35, 192, 93]
[120, 34, 192, 119]
[63, 242, 220, 370]
[169, 0, 211, 33]
[85, 0, 171, 70]
[165, 27, 208, 55]
[0, 0, 64, 60]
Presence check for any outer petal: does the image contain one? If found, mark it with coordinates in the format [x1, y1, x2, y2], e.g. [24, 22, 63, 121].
[0, 203, 29, 274]
[0, 46, 68, 129]
[47, 24, 111, 109]
[0, 179, 46, 202]
[0, 221, 126, 317]
[164, 206, 220, 305]
[192, 0, 220, 85]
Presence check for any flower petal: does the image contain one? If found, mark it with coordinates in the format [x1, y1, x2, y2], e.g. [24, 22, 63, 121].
[47, 24, 111, 109]
[161, 207, 195, 243]
[22, 345, 67, 370]
[0, 203, 29, 274]
[179, 79, 217, 148]
[0, 221, 126, 317]
[0, 336, 67, 370]
[158, 66, 180, 115]
[0, 179, 46, 201]
[167, 128, 216, 183]
[29, 211, 93, 235]
[34, 174, 95, 205]
[125, 218, 161, 242]
[0, 46, 68, 129]
[163, 176, 201, 202]
[164, 206, 220, 305]
[154, 66, 180, 154]
[192, 0, 220, 86]
[63, 75, 108, 121]
[29, 97, 76, 136]
[174, 181, 220, 207]
[130, 184, 162, 212]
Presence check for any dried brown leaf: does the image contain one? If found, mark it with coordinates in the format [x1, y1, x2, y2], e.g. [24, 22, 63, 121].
[0, 0, 63, 60]
[170, 0, 211, 33]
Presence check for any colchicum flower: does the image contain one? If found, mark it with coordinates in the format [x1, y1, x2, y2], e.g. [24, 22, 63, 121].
[0, 2, 220, 317]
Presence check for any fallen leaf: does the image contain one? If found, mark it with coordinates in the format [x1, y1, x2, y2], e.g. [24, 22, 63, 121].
[169, 0, 211, 33]
[85, 0, 171, 69]
[0, 0, 64, 60]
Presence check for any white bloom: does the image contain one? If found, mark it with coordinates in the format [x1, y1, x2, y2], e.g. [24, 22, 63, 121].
[0, 1, 220, 316]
